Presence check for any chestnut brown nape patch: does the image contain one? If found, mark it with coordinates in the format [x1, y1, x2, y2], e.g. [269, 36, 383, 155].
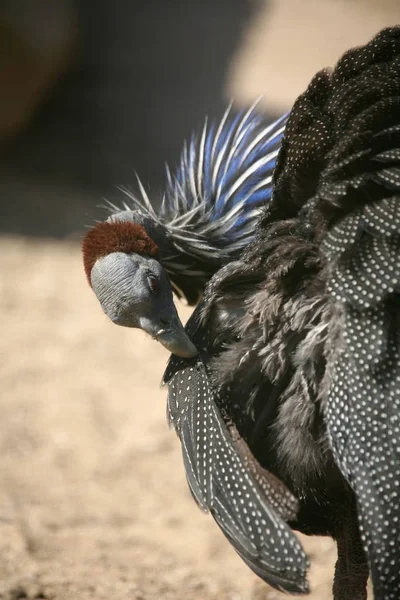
[82, 221, 159, 284]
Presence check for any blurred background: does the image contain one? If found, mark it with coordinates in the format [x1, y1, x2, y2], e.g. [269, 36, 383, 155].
[0, 1, 398, 598]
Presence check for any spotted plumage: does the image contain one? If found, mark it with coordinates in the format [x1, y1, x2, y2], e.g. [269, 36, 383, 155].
[318, 30, 400, 598]
[164, 27, 400, 599]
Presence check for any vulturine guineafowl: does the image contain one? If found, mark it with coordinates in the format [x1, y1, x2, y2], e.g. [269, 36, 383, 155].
[82, 106, 286, 356]
[164, 26, 400, 599]
[82, 26, 400, 600]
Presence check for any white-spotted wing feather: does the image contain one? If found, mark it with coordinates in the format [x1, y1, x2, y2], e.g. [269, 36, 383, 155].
[166, 359, 309, 594]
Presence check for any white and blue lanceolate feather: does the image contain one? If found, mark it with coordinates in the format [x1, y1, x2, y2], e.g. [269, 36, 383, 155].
[115, 104, 287, 269]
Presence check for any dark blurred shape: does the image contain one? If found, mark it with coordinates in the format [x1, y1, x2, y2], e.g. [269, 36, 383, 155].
[0, 0, 257, 238]
[0, 0, 77, 145]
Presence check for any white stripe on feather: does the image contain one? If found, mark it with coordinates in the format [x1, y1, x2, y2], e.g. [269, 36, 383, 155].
[197, 117, 207, 199]
[239, 123, 285, 170]
[211, 103, 233, 191]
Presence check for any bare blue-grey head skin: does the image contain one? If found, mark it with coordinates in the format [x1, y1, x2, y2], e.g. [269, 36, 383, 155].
[90, 251, 198, 358]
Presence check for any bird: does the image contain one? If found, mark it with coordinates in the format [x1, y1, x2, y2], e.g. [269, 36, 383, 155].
[82, 105, 286, 357]
[163, 26, 400, 600]
[82, 25, 400, 600]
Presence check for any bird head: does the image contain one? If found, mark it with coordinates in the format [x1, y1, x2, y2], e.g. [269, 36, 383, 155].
[82, 219, 197, 358]
[82, 105, 287, 357]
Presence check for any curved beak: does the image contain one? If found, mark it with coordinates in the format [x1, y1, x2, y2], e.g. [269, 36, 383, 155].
[139, 311, 197, 358]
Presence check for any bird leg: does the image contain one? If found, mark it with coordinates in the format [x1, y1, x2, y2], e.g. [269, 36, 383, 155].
[333, 505, 369, 600]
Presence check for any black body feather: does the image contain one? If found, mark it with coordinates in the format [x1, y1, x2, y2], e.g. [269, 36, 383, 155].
[164, 27, 400, 599]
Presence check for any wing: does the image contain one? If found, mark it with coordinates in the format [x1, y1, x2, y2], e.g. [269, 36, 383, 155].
[164, 356, 309, 594]
[319, 27, 400, 599]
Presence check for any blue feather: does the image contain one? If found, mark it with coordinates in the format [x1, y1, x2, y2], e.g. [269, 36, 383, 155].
[117, 105, 287, 271]
[161, 105, 287, 257]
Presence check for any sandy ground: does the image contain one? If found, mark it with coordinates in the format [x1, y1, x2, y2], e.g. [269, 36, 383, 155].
[0, 236, 341, 600]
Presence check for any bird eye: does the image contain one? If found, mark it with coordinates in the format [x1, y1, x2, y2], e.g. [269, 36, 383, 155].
[147, 273, 160, 295]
